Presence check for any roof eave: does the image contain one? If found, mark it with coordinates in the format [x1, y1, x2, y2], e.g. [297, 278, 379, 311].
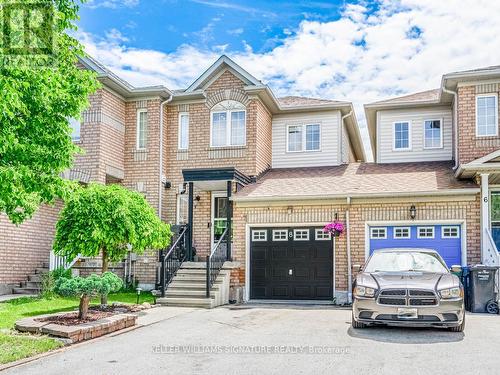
[232, 188, 480, 203]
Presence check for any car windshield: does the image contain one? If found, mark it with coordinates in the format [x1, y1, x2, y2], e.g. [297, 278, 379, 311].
[364, 251, 449, 273]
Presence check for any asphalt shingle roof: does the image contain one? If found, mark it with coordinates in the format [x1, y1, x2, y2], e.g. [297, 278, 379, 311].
[277, 96, 345, 107]
[234, 162, 477, 200]
[369, 89, 440, 106]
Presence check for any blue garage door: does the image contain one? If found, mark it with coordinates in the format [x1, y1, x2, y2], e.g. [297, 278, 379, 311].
[369, 225, 462, 267]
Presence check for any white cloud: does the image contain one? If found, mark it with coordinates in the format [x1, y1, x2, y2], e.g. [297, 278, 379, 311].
[78, 0, 500, 160]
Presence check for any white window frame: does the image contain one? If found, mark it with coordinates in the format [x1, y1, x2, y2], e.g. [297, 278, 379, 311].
[392, 121, 411, 151]
[178, 112, 189, 150]
[393, 227, 411, 239]
[272, 229, 288, 241]
[69, 117, 81, 142]
[476, 93, 498, 137]
[315, 229, 331, 241]
[136, 109, 148, 150]
[176, 194, 189, 225]
[293, 229, 309, 241]
[442, 226, 460, 238]
[370, 227, 387, 239]
[423, 118, 443, 149]
[417, 226, 434, 239]
[209, 101, 246, 148]
[286, 124, 321, 153]
[252, 230, 267, 242]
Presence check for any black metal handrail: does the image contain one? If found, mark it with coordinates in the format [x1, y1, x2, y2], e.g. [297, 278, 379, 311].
[160, 225, 188, 297]
[206, 227, 228, 298]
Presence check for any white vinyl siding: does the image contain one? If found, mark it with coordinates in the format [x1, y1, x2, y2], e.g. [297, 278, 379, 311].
[377, 106, 453, 163]
[272, 110, 340, 168]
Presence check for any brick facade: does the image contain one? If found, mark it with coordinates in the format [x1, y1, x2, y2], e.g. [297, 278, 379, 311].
[232, 196, 481, 300]
[457, 83, 500, 165]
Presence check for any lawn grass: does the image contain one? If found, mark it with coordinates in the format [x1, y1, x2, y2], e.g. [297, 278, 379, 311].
[0, 291, 154, 365]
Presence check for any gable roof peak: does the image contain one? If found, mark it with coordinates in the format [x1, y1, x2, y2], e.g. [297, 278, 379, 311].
[185, 54, 262, 93]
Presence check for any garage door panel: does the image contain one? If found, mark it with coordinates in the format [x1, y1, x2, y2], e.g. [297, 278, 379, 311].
[250, 226, 333, 300]
[369, 224, 462, 267]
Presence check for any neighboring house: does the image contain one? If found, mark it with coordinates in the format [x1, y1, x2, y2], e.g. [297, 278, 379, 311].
[1, 56, 499, 305]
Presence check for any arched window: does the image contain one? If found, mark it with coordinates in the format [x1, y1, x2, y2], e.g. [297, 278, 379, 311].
[210, 100, 246, 147]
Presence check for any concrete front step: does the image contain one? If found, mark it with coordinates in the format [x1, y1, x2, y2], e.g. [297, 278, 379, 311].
[34, 268, 49, 274]
[20, 281, 42, 289]
[168, 283, 222, 291]
[157, 296, 214, 308]
[166, 289, 217, 298]
[28, 274, 43, 282]
[12, 287, 40, 295]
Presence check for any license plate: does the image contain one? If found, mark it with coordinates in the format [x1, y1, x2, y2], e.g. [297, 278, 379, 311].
[397, 308, 418, 319]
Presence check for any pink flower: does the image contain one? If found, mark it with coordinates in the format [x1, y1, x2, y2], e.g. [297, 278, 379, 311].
[323, 221, 344, 236]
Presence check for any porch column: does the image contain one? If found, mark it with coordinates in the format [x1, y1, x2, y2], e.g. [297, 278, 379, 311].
[226, 181, 233, 261]
[187, 182, 194, 261]
[480, 173, 490, 263]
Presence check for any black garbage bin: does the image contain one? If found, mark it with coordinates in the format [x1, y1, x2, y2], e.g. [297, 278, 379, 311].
[468, 266, 498, 313]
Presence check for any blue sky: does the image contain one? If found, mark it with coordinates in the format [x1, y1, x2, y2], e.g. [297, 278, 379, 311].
[80, 1, 348, 54]
[77, 1, 500, 159]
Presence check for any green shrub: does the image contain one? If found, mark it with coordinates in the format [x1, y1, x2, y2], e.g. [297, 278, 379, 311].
[41, 267, 73, 299]
[54, 272, 123, 319]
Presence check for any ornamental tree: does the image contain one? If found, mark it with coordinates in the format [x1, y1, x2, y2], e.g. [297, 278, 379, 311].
[0, 0, 100, 224]
[54, 272, 123, 319]
[53, 183, 172, 304]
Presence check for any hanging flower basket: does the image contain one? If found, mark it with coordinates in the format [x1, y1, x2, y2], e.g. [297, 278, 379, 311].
[323, 220, 344, 237]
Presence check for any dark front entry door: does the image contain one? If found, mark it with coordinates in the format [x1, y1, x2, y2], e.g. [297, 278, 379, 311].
[250, 227, 333, 300]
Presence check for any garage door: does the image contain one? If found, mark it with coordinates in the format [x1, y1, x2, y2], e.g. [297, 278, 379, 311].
[250, 227, 333, 300]
[369, 225, 462, 267]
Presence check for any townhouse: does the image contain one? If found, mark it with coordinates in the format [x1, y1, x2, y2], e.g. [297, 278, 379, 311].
[1, 56, 499, 306]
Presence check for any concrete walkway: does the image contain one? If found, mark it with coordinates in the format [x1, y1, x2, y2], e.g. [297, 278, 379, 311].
[3, 306, 500, 375]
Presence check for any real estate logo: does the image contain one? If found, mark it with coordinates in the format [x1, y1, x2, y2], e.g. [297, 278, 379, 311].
[0, 1, 54, 58]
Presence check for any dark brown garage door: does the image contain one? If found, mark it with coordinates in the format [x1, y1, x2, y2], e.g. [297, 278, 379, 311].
[250, 227, 333, 300]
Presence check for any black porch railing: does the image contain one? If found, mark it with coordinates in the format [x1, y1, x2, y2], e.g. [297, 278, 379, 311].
[206, 227, 228, 298]
[159, 225, 188, 297]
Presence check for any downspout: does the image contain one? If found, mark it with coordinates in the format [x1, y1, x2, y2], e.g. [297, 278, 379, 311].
[158, 94, 173, 219]
[341, 110, 353, 163]
[442, 87, 458, 169]
[346, 196, 352, 304]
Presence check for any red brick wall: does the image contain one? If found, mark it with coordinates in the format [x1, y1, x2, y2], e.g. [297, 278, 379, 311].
[0, 202, 62, 285]
[457, 85, 500, 164]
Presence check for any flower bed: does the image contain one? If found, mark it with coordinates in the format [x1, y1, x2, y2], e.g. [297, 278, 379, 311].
[15, 304, 139, 343]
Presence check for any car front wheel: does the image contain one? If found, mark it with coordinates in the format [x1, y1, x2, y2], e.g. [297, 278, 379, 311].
[351, 313, 366, 329]
[449, 315, 465, 332]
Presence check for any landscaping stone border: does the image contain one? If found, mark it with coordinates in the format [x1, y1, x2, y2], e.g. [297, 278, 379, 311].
[15, 312, 137, 343]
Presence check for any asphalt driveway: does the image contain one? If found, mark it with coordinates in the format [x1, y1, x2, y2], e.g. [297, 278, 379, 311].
[4, 305, 500, 375]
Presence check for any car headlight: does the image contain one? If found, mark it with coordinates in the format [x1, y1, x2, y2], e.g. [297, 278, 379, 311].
[354, 285, 376, 298]
[439, 287, 462, 299]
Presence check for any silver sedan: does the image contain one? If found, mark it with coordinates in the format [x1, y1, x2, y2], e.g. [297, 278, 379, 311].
[352, 248, 465, 332]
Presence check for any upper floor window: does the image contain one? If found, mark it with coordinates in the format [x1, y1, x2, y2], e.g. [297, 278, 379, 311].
[69, 117, 81, 142]
[136, 109, 148, 150]
[424, 119, 442, 149]
[393, 121, 410, 151]
[476, 94, 498, 137]
[178, 113, 189, 150]
[287, 124, 321, 152]
[210, 100, 246, 147]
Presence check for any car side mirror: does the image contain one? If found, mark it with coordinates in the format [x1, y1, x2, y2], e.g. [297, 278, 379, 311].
[352, 264, 362, 273]
[450, 265, 462, 273]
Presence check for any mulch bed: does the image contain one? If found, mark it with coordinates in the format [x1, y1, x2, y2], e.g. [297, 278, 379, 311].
[35, 303, 144, 326]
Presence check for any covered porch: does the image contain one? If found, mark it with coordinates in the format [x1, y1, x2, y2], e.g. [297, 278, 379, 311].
[181, 167, 253, 261]
[457, 150, 500, 266]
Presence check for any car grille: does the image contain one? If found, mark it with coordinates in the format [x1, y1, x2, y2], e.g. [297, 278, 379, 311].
[376, 314, 440, 322]
[378, 289, 437, 306]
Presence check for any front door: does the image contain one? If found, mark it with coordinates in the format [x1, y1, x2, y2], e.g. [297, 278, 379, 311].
[211, 192, 228, 244]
